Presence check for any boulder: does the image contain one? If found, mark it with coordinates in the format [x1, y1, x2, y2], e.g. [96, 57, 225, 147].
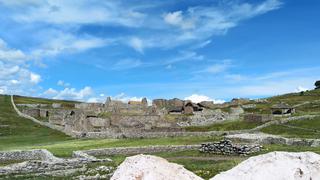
[211, 151, 320, 180]
[111, 154, 202, 180]
[198, 101, 215, 109]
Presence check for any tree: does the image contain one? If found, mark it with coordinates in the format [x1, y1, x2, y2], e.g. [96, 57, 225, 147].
[315, 80, 320, 89]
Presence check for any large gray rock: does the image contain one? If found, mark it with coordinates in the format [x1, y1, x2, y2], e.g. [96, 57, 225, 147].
[111, 154, 202, 180]
[211, 152, 320, 180]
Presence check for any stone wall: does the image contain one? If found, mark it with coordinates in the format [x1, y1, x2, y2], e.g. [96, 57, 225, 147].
[0, 149, 60, 162]
[226, 133, 320, 147]
[0, 149, 111, 176]
[11, 95, 71, 136]
[244, 114, 273, 123]
[77, 145, 200, 156]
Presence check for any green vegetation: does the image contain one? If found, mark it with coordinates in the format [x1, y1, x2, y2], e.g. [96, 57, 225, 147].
[3, 89, 320, 179]
[0, 160, 25, 167]
[22, 136, 220, 157]
[13, 95, 80, 108]
[185, 120, 263, 132]
[267, 89, 320, 106]
[0, 95, 73, 151]
[261, 117, 320, 139]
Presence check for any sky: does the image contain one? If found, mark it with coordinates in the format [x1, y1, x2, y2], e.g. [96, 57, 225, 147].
[0, 0, 319, 103]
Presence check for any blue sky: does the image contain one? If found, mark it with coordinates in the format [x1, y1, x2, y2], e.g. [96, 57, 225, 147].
[0, 0, 319, 103]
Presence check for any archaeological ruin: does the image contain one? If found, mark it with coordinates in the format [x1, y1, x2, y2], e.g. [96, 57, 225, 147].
[13, 95, 296, 138]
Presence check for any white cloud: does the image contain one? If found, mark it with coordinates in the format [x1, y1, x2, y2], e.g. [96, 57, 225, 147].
[128, 37, 144, 53]
[57, 80, 70, 87]
[0, 39, 28, 63]
[197, 60, 232, 74]
[0, 86, 6, 94]
[43, 88, 58, 96]
[185, 94, 225, 104]
[112, 58, 143, 70]
[112, 92, 151, 105]
[5, 1, 145, 27]
[164, 11, 183, 26]
[159, 0, 282, 48]
[295, 86, 309, 92]
[32, 32, 106, 58]
[163, 11, 195, 30]
[10, 79, 19, 85]
[53, 86, 93, 101]
[30, 73, 41, 84]
[0, 39, 42, 95]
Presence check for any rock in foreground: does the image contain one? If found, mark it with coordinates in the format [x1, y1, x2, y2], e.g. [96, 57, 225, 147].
[211, 151, 320, 180]
[111, 154, 202, 180]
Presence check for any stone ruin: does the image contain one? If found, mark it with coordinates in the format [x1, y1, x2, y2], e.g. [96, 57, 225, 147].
[15, 97, 251, 138]
[199, 140, 262, 155]
[0, 149, 113, 178]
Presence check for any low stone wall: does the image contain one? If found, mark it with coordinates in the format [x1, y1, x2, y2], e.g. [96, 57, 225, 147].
[200, 140, 262, 155]
[77, 145, 201, 156]
[0, 149, 111, 176]
[0, 149, 61, 162]
[226, 133, 320, 147]
[82, 129, 251, 139]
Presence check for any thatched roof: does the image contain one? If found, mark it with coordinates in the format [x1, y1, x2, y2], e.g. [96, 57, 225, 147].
[271, 103, 292, 109]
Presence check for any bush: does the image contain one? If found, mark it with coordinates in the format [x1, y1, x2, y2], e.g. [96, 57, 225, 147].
[315, 80, 320, 89]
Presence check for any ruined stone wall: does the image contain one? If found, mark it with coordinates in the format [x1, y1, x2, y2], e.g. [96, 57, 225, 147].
[79, 145, 200, 156]
[244, 114, 273, 123]
[0, 149, 59, 162]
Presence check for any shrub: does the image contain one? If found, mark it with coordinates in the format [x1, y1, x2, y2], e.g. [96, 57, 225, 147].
[315, 80, 320, 89]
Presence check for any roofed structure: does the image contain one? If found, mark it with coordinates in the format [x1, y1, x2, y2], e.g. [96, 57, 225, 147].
[271, 103, 295, 115]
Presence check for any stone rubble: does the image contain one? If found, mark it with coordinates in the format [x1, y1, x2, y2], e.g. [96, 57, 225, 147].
[0, 149, 112, 176]
[199, 140, 262, 155]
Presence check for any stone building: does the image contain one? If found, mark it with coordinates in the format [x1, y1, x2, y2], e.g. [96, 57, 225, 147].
[244, 114, 273, 123]
[271, 103, 295, 115]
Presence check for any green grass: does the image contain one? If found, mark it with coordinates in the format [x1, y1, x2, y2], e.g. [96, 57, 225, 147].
[13, 95, 80, 108]
[0, 160, 25, 167]
[185, 120, 263, 132]
[20, 136, 220, 157]
[0, 95, 73, 150]
[267, 89, 320, 106]
[261, 117, 320, 139]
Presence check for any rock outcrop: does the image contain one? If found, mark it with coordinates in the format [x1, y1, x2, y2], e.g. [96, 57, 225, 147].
[211, 151, 320, 180]
[111, 154, 202, 180]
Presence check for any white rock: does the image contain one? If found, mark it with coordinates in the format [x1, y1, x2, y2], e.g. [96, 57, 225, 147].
[111, 154, 202, 180]
[211, 151, 320, 180]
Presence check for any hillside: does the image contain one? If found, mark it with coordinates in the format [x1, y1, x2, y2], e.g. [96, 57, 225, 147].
[2, 90, 320, 179]
[0, 95, 72, 150]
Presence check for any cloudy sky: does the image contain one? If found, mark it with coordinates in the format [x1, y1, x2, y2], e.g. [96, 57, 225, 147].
[0, 0, 319, 103]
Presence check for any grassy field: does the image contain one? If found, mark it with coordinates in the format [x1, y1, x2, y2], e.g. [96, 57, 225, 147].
[261, 117, 320, 139]
[185, 120, 263, 132]
[0, 95, 73, 150]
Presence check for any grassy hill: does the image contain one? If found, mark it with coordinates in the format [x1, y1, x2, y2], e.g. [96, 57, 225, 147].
[2, 91, 320, 179]
[13, 95, 81, 109]
[0, 95, 72, 151]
